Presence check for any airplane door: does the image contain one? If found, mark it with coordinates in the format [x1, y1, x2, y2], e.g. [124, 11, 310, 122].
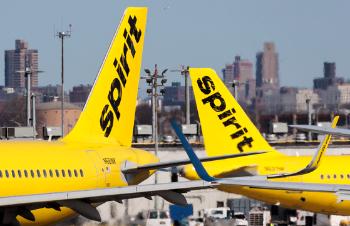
[104, 164, 112, 187]
[85, 150, 105, 187]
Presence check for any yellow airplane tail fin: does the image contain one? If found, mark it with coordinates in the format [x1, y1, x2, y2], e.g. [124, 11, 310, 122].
[190, 68, 280, 156]
[63, 7, 147, 146]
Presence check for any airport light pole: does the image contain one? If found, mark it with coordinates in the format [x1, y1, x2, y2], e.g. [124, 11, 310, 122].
[171, 66, 190, 124]
[57, 25, 72, 137]
[141, 64, 167, 210]
[306, 98, 312, 141]
[17, 65, 43, 128]
[25, 67, 32, 127]
[32, 93, 36, 139]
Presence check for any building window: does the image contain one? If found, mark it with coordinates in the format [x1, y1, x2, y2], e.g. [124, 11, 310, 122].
[217, 201, 224, 208]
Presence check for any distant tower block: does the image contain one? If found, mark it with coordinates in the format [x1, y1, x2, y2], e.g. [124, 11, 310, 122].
[313, 62, 344, 90]
[324, 62, 336, 79]
[256, 42, 279, 97]
[222, 56, 255, 102]
[5, 40, 39, 89]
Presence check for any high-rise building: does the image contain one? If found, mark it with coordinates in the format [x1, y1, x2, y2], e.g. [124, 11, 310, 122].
[324, 62, 336, 78]
[5, 40, 38, 89]
[313, 62, 344, 90]
[256, 42, 279, 97]
[222, 56, 255, 102]
[163, 82, 194, 106]
[223, 64, 234, 85]
[233, 56, 255, 102]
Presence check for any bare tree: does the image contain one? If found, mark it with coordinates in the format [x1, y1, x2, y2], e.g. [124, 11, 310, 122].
[135, 103, 152, 124]
[0, 96, 26, 127]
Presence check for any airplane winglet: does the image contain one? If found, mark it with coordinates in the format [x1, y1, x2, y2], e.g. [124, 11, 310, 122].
[308, 115, 339, 169]
[170, 119, 215, 182]
[269, 116, 339, 179]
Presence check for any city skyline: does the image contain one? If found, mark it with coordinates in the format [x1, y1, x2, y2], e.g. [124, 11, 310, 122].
[0, 1, 350, 98]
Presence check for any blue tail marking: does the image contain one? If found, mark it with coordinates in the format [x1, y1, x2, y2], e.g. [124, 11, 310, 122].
[170, 119, 215, 182]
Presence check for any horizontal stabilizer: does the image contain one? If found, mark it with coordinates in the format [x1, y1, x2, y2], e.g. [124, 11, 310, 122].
[290, 124, 350, 137]
[122, 151, 266, 174]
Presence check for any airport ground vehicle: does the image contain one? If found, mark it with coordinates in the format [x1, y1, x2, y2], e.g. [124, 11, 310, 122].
[248, 208, 271, 226]
[189, 217, 204, 226]
[163, 135, 175, 143]
[205, 207, 230, 220]
[233, 212, 248, 226]
[204, 207, 247, 226]
[145, 210, 171, 226]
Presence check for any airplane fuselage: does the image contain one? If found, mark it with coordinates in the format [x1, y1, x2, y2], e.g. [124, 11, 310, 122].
[0, 140, 157, 225]
[184, 152, 350, 215]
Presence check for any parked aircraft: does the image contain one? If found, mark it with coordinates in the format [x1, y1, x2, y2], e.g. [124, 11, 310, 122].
[0, 9, 248, 226]
[175, 68, 350, 215]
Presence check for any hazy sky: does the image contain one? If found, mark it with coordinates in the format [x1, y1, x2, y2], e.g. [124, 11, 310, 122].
[0, 1, 349, 97]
